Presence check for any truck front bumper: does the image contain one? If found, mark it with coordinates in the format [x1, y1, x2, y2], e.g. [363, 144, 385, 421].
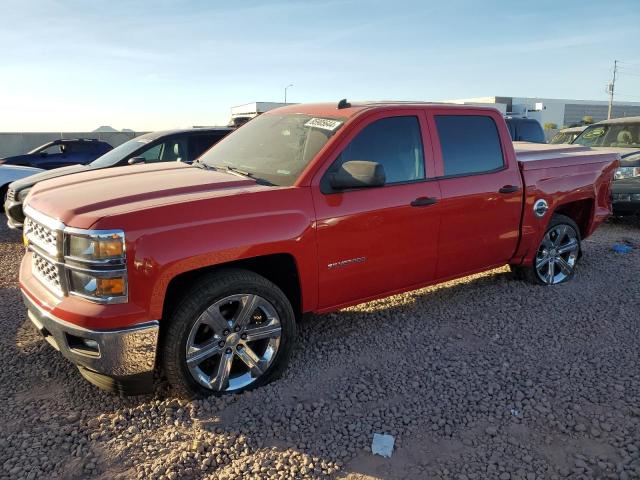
[23, 292, 159, 395]
[4, 193, 25, 230]
[611, 179, 640, 216]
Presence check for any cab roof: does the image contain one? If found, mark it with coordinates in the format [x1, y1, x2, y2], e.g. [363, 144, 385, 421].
[267, 100, 502, 119]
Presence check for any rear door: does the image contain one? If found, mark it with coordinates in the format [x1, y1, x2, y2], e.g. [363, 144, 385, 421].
[427, 109, 523, 279]
[311, 110, 442, 308]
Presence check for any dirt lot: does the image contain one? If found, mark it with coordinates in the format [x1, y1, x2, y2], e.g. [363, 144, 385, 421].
[0, 218, 639, 480]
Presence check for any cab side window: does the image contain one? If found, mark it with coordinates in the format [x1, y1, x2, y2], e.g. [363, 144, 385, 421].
[138, 143, 163, 162]
[137, 139, 186, 163]
[331, 116, 425, 184]
[435, 115, 504, 176]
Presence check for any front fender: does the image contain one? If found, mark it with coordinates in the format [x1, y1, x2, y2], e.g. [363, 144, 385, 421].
[121, 188, 318, 322]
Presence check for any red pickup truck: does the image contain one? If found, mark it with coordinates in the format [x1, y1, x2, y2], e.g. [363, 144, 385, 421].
[19, 101, 618, 397]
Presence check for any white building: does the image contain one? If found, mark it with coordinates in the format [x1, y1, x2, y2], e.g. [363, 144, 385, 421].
[230, 102, 293, 121]
[444, 96, 640, 128]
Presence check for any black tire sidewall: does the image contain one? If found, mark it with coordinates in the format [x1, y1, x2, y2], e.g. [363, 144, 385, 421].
[162, 269, 296, 398]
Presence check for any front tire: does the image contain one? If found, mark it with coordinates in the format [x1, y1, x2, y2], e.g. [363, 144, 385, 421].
[511, 214, 581, 285]
[162, 269, 297, 399]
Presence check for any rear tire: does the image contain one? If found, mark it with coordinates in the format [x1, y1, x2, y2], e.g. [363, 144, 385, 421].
[162, 269, 297, 399]
[511, 214, 581, 285]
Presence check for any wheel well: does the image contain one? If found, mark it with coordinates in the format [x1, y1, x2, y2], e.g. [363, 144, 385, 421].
[554, 198, 594, 238]
[161, 254, 302, 322]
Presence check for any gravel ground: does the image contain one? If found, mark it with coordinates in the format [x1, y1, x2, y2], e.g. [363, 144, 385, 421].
[0, 218, 639, 480]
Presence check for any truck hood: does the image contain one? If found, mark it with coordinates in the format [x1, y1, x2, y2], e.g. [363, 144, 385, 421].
[26, 162, 260, 228]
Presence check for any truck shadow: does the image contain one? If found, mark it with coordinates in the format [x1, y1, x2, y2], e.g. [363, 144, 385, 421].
[3, 266, 517, 478]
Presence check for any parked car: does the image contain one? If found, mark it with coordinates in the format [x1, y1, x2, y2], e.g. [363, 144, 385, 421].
[5, 127, 233, 229]
[549, 126, 587, 144]
[0, 165, 44, 203]
[0, 139, 112, 170]
[572, 116, 640, 215]
[19, 101, 618, 397]
[505, 117, 546, 143]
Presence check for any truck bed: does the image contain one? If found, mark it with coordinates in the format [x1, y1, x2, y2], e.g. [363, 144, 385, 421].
[510, 141, 619, 267]
[514, 142, 619, 171]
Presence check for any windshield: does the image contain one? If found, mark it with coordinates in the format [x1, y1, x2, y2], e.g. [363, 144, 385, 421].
[27, 142, 56, 155]
[198, 114, 345, 186]
[549, 132, 574, 144]
[573, 123, 640, 148]
[90, 138, 150, 167]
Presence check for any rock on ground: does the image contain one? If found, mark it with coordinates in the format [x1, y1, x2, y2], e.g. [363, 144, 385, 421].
[0, 218, 639, 479]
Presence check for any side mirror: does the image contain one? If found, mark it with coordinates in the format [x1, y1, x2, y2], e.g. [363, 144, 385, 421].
[128, 157, 146, 165]
[329, 160, 385, 190]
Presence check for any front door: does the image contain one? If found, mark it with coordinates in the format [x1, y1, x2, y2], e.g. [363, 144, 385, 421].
[311, 111, 442, 309]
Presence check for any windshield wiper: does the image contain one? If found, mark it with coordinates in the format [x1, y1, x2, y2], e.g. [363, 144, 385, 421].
[192, 159, 216, 170]
[215, 165, 274, 186]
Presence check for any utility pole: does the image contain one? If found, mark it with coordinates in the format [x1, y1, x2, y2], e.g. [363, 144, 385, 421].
[607, 60, 618, 120]
[284, 84, 293, 104]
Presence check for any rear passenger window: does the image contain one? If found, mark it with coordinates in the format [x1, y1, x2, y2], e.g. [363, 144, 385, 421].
[435, 115, 504, 176]
[518, 120, 545, 143]
[332, 116, 425, 184]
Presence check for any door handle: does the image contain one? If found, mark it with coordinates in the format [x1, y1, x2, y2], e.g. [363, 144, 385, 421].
[410, 196, 438, 207]
[499, 185, 520, 194]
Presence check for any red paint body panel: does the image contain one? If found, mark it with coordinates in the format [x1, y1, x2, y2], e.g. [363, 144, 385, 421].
[19, 103, 619, 332]
[426, 108, 524, 278]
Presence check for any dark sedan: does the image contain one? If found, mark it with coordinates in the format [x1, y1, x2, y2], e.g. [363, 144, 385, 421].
[0, 139, 112, 169]
[4, 127, 232, 228]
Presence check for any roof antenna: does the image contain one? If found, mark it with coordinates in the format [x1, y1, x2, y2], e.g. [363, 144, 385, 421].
[337, 98, 351, 109]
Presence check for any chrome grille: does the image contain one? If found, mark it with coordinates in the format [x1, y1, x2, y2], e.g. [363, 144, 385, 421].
[6, 188, 15, 201]
[32, 251, 63, 295]
[24, 216, 60, 257]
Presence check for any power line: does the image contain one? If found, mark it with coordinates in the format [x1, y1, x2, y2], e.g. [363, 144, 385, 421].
[618, 60, 640, 67]
[617, 69, 640, 77]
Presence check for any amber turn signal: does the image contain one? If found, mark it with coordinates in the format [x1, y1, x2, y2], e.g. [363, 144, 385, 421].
[96, 277, 126, 297]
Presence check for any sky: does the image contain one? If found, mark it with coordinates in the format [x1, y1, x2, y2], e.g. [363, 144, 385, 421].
[1, 0, 639, 131]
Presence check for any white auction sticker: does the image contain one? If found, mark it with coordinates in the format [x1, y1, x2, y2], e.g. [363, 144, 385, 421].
[304, 118, 343, 131]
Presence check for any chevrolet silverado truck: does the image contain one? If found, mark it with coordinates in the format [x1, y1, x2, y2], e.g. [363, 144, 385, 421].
[19, 101, 619, 398]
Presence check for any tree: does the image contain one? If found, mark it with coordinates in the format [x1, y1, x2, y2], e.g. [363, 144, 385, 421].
[543, 122, 558, 131]
[582, 116, 594, 125]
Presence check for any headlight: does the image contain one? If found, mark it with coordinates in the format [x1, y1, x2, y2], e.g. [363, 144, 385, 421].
[613, 193, 640, 202]
[68, 232, 124, 261]
[614, 167, 640, 180]
[64, 229, 127, 303]
[17, 188, 31, 202]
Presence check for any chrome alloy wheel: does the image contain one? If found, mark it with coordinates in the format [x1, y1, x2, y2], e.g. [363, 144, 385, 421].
[185, 294, 282, 392]
[534, 224, 580, 285]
